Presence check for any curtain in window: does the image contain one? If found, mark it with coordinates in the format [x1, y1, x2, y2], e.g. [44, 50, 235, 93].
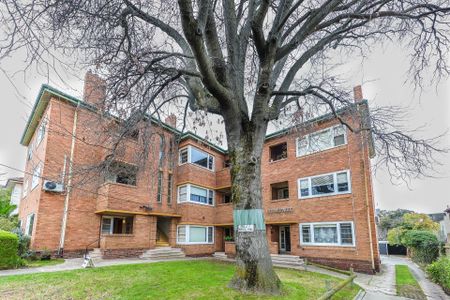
[177, 226, 186, 243]
[311, 174, 334, 195]
[190, 186, 208, 203]
[340, 223, 353, 244]
[189, 226, 207, 242]
[313, 225, 338, 243]
[302, 225, 311, 243]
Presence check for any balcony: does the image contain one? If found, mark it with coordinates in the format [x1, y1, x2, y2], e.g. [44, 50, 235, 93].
[216, 168, 231, 189]
[96, 182, 143, 212]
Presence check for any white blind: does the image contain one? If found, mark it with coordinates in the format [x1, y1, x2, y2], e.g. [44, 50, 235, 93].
[189, 226, 207, 242]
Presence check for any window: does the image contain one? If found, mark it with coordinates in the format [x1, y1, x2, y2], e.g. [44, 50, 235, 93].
[23, 180, 29, 198]
[178, 146, 214, 170]
[101, 216, 134, 234]
[296, 125, 347, 157]
[300, 222, 355, 246]
[222, 193, 232, 204]
[37, 120, 46, 145]
[176, 225, 214, 244]
[167, 174, 173, 204]
[177, 184, 214, 206]
[298, 170, 350, 199]
[31, 164, 42, 190]
[25, 213, 35, 236]
[105, 161, 137, 186]
[269, 143, 287, 161]
[27, 143, 33, 161]
[271, 181, 289, 200]
[157, 171, 163, 203]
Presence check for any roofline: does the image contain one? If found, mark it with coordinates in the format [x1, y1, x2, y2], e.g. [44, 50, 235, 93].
[21, 85, 374, 158]
[20, 84, 181, 146]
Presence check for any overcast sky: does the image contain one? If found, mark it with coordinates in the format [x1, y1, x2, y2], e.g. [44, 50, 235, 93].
[0, 43, 449, 214]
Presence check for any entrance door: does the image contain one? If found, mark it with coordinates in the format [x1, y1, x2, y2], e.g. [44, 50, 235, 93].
[279, 226, 291, 253]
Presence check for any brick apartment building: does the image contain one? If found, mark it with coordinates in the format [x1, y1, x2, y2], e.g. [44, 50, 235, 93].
[18, 73, 380, 273]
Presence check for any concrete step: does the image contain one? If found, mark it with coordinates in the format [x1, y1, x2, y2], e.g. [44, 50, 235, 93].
[140, 247, 185, 260]
[87, 248, 102, 259]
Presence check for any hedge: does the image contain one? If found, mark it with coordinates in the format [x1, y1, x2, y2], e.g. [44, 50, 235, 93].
[427, 256, 450, 295]
[0, 230, 20, 269]
[402, 230, 439, 264]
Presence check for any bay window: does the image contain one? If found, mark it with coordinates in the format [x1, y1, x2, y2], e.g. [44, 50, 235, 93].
[300, 222, 355, 246]
[298, 170, 350, 199]
[178, 146, 214, 170]
[296, 125, 347, 157]
[177, 184, 214, 206]
[177, 225, 214, 244]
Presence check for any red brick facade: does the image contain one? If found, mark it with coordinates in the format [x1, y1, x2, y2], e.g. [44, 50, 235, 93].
[18, 81, 380, 273]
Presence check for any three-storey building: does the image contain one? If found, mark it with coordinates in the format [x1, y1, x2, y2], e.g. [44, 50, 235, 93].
[18, 73, 380, 273]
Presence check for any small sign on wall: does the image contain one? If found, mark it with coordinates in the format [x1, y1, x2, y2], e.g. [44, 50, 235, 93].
[238, 224, 255, 232]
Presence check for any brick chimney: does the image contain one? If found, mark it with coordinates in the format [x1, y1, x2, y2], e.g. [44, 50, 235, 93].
[83, 71, 106, 109]
[165, 114, 177, 128]
[353, 85, 363, 102]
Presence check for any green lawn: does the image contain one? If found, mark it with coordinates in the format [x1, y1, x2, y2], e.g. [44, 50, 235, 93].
[0, 260, 360, 299]
[395, 264, 426, 300]
[25, 258, 65, 268]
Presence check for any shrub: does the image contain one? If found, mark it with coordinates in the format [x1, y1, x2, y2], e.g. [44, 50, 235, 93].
[16, 232, 31, 257]
[0, 216, 18, 232]
[40, 249, 51, 260]
[0, 230, 20, 269]
[427, 257, 450, 294]
[22, 250, 39, 261]
[403, 230, 439, 264]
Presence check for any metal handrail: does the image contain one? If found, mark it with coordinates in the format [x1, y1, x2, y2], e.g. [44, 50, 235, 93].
[84, 238, 100, 259]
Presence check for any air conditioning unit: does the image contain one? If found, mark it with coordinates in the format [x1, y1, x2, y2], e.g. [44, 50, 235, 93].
[43, 180, 64, 193]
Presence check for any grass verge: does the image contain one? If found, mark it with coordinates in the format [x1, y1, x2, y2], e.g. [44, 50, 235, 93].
[0, 260, 360, 299]
[395, 264, 426, 300]
[24, 258, 65, 268]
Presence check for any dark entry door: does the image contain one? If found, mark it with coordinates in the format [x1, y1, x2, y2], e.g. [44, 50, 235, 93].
[280, 226, 291, 252]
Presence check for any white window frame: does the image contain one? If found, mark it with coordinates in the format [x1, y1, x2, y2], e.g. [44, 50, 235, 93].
[25, 213, 35, 236]
[176, 225, 214, 244]
[296, 124, 347, 157]
[101, 216, 133, 235]
[23, 179, 29, 198]
[177, 184, 215, 206]
[31, 164, 42, 190]
[27, 142, 33, 161]
[36, 120, 47, 146]
[298, 170, 351, 199]
[299, 221, 355, 247]
[178, 145, 215, 171]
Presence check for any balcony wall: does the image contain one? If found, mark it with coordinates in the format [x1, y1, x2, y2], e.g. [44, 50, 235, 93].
[216, 168, 231, 188]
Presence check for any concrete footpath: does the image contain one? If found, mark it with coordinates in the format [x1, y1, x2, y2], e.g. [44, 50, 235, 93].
[355, 255, 448, 300]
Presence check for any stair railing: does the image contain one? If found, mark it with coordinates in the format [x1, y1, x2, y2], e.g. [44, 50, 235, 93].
[84, 238, 101, 259]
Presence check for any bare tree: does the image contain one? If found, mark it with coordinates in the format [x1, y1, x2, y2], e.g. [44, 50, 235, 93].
[1, 0, 449, 294]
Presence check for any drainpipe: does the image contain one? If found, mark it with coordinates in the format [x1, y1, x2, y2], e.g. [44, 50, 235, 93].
[58, 103, 79, 255]
[361, 129, 376, 272]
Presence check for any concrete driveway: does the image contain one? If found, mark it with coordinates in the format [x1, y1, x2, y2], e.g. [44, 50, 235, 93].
[355, 255, 448, 300]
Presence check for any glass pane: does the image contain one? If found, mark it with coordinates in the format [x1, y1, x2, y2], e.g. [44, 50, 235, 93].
[179, 186, 187, 202]
[207, 227, 213, 243]
[309, 130, 332, 152]
[337, 172, 349, 192]
[190, 148, 208, 168]
[208, 156, 214, 170]
[297, 138, 308, 156]
[189, 226, 207, 243]
[179, 149, 188, 163]
[177, 226, 186, 242]
[208, 190, 214, 205]
[302, 225, 311, 243]
[340, 223, 353, 245]
[313, 224, 338, 244]
[311, 174, 334, 195]
[300, 179, 309, 197]
[101, 218, 112, 234]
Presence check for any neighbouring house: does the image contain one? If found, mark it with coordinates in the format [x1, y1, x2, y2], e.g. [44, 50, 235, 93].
[3, 177, 23, 216]
[17, 72, 380, 273]
[437, 208, 450, 242]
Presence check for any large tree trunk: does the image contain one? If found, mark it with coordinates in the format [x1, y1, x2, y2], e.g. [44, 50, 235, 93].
[226, 120, 281, 294]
